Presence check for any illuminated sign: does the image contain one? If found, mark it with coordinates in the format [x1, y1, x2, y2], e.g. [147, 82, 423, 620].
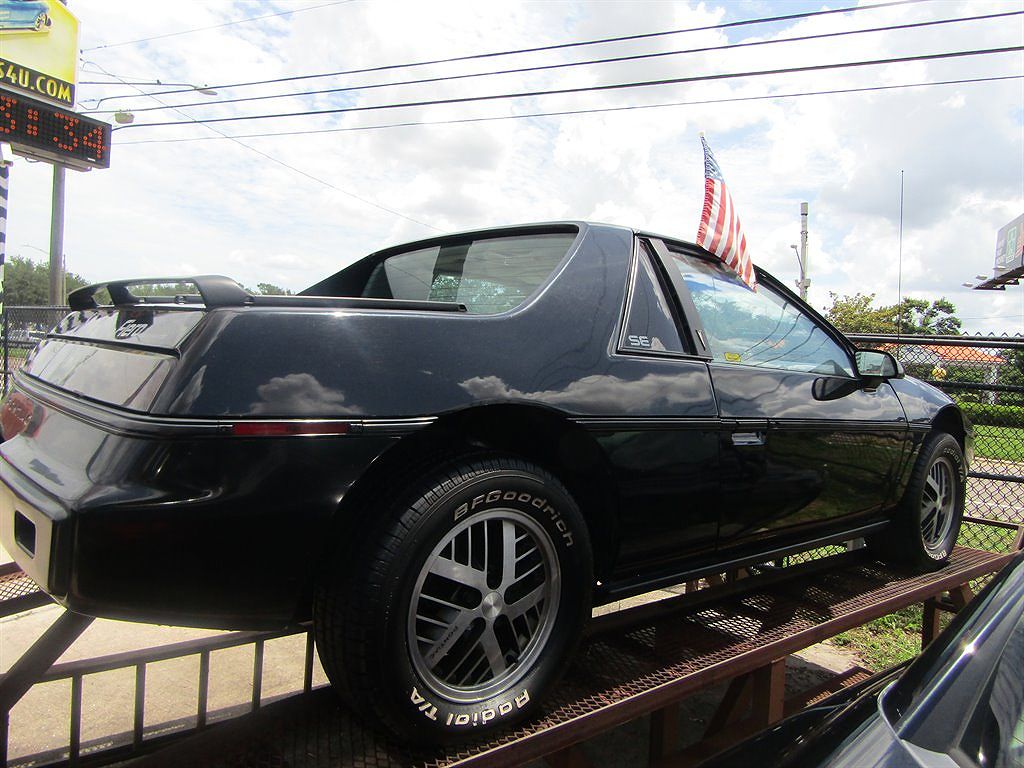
[995, 214, 1024, 274]
[0, 87, 110, 170]
[0, 0, 79, 107]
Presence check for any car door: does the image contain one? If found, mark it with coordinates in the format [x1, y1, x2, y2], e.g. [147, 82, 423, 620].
[650, 239, 909, 550]
[601, 239, 721, 578]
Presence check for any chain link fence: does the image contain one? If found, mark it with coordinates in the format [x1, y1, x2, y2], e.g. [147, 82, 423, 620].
[1, 306, 68, 394]
[849, 333, 1024, 555]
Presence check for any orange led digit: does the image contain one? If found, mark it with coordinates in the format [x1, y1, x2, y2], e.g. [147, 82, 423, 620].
[0, 87, 110, 169]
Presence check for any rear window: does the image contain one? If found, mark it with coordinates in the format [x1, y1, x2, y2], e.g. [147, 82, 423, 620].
[361, 233, 575, 314]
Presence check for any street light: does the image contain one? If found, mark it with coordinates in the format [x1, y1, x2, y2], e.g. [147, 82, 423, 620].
[79, 84, 219, 112]
[791, 243, 810, 301]
[791, 202, 810, 301]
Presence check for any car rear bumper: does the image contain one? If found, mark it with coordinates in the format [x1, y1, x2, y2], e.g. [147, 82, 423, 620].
[0, 379, 405, 629]
[0, 458, 71, 600]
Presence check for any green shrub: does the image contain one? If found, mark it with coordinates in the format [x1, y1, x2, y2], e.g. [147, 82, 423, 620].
[957, 401, 1024, 428]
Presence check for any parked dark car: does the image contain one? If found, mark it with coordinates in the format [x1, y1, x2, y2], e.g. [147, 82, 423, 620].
[0, 222, 970, 742]
[704, 547, 1024, 768]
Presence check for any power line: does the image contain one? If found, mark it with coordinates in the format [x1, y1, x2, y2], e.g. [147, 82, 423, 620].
[85, 62, 441, 232]
[91, 9, 1020, 116]
[114, 75, 1022, 146]
[115, 45, 1024, 130]
[82, 1, 354, 52]
[111, 0, 936, 100]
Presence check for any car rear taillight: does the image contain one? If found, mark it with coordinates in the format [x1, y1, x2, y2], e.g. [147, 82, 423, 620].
[230, 421, 352, 437]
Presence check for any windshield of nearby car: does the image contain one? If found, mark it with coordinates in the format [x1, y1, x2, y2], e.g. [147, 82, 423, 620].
[361, 232, 576, 314]
[667, 252, 854, 376]
[956, 611, 1024, 768]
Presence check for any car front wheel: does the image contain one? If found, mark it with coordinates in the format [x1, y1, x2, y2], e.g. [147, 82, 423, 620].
[870, 431, 965, 570]
[314, 454, 592, 742]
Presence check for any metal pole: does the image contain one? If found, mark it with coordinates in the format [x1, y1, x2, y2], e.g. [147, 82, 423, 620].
[1, 150, 11, 395]
[49, 165, 65, 305]
[897, 170, 905, 338]
[799, 202, 809, 301]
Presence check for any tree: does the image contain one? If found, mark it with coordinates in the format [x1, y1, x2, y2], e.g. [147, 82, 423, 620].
[825, 293, 962, 335]
[254, 282, 293, 296]
[3, 255, 89, 305]
[824, 293, 897, 333]
[894, 297, 962, 335]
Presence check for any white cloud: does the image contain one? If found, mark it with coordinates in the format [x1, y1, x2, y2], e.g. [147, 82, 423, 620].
[2, 0, 1021, 334]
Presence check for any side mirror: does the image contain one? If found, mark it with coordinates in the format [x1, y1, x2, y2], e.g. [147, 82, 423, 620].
[812, 376, 862, 401]
[855, 349, 904, 380]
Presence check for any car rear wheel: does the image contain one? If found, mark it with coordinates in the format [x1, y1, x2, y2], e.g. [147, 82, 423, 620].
[314, 454, 592, 743]
[869, 431, 965, 570]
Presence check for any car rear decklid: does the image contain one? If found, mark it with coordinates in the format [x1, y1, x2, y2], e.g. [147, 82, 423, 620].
[18, 276, 467, 416]
[17, 276, 241, 413]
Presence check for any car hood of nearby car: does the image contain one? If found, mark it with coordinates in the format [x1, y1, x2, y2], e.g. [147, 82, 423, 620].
[702, 664, 907, 768]
[706, 549, 1024, 768]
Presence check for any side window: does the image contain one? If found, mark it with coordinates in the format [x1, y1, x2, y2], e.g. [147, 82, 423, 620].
[620, 247, 685, 354]
[667, 252, 854, 376]
[362, 232, 576, 314]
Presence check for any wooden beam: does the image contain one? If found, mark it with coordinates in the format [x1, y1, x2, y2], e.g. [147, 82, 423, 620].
[703, 674, 753, 738]
[751, 658, 786, 727]
[922, 597, 943, 648]
[546, 744, 594, 768]
[649, 704, 680, 763]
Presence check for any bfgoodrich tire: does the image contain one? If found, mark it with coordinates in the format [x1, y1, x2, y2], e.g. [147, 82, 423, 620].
[314, 455, 592, 743]
[869, 432, 965, 571]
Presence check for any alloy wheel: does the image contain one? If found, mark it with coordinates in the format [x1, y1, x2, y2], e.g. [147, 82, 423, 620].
[920, 456, 956, 555]
[407, 509, 560, 702]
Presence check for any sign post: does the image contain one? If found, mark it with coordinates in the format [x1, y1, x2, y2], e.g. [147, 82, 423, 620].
[1, 143, 11, 392]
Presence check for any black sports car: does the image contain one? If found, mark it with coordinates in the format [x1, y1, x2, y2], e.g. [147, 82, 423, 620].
[0, 222, 969, 741]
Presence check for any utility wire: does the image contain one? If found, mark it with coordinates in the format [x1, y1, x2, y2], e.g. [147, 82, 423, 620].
[83, 1, 354, 52]
[90, 9, 1020, 115]
[86, 62, 440, 232]
[114, 75, 1022, 146]
[115, 45, 1023, 130]
[112, 0, 936, 100]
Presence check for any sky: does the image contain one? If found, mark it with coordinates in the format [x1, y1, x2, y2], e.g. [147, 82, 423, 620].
[3, 0, 1023, 333]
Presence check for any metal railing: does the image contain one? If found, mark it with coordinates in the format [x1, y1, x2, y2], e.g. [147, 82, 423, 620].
[27, 626, 315, 767]
[0, 578, 317, 768]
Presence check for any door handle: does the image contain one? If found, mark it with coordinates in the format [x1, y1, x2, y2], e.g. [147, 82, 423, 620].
[731, 431, 765, 447]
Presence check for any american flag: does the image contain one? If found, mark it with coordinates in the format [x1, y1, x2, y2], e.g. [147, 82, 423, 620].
[696, 135, 756, 291]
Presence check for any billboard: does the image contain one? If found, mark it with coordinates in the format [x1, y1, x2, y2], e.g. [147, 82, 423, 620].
[0, 0, 79, 107]
[995, 214, 1024, 274]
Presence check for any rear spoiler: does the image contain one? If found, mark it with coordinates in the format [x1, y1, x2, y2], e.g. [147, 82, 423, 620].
[68, 276, 250, 310]
[67, 275, 467, 313]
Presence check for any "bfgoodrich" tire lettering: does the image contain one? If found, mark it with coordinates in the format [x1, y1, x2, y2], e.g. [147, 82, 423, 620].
[454, 490, 574, 546]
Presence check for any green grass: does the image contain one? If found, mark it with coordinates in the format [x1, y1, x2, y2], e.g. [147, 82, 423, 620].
[959, 521, 1017, 554]
[832, 606, 941, 671]
[835, 525, 1013, 670]
[973, 424, 1024, 462]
